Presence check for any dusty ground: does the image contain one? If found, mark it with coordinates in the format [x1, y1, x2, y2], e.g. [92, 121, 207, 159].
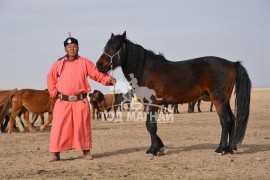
[0, 89, 269, 179]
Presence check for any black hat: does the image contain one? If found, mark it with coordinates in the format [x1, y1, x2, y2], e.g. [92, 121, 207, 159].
[64, 37, 78, 47]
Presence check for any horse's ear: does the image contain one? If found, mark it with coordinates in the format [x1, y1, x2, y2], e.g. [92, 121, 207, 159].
[122, 31, 126, 40]
[111, 33, 115, 38]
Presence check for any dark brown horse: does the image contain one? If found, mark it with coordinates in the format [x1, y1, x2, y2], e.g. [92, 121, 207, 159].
[7, 89, 56, 133]
[96, 31, 251, 156]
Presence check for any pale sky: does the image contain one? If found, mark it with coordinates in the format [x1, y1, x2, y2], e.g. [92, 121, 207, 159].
[0, 0, 269, 93]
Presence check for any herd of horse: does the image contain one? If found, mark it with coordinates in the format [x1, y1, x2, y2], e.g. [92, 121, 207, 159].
[0, 89, 55, 133]
[0, 31, 251, 157]
[0, 88, 213, 133]
[89, 89, 212, 120]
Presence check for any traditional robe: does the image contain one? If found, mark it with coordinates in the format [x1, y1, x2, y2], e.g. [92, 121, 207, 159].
[47, 56, 111, 152]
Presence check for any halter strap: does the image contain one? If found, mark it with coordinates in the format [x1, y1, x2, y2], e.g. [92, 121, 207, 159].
[102, 43, 125, 68]
[102, 43, 125, 112]
[103, 47, 122, 67]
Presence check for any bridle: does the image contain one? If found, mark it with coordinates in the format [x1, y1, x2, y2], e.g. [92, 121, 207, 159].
[102, 43, 125, 69]
[101, 43, 125, 112]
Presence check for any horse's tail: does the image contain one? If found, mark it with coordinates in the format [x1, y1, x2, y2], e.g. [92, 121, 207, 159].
[234, 62, 252, 144]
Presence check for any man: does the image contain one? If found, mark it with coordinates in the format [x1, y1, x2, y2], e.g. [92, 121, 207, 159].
[47, 35, 116, 161]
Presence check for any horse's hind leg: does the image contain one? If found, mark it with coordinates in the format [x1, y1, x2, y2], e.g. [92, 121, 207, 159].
[145, 106, 164, 156]
[40, 113, 45, 125]
[17, 111, 25, 129]
[213, 101, 232, 155]
[15, 116, 26, 132]
[197, 99, 202, 112]
[127, 103, 130, 111]
[188, 101, 196, 113]
[210, 102, 213, 112]
[228, 105, 236, 152]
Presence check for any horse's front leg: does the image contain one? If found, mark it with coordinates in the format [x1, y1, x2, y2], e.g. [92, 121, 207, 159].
[145, 106, 164, 156]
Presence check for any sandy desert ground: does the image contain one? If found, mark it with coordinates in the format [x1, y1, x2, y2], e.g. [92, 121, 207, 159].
[0, 88, 269, 179]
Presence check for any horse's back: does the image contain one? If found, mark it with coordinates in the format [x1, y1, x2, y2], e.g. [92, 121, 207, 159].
[12, 89, 53, 113]
[147, 56, 237, 104]
[174, 56, 236, 73]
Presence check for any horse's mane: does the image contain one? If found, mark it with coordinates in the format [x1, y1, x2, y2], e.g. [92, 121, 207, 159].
[123, 38, 171, 84]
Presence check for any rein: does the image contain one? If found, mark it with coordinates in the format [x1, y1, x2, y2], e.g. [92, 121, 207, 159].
[102, 44, 125, 115]
[110, 62, 116, 112]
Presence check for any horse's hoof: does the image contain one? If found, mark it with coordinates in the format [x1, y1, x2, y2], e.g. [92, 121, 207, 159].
[214, 147, 225, 156]
[145, 153, 154, 157]
[146, 147, 158, 156]
[8, 130, 12, 134]
[213, 151, 223, 156]
[157, 147, 165, 156]
[225, 151, 234, 155]
[40, 126, 45, 132]
[29, 128, 36, 133]
[225, 149, 234, 154]
[232, 145, 237, 151]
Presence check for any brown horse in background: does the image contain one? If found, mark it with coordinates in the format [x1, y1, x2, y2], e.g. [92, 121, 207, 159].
[96, 31, 251, 156]
[91, 90, 123, 120]
[7, 89, 56, 133]
[89, 93, 101, 120]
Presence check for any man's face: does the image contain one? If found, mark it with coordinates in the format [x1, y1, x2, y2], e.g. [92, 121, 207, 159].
[65, 44, 79, 57]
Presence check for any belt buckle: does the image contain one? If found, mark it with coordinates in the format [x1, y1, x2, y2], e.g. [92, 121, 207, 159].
[68, 95, 78, 102]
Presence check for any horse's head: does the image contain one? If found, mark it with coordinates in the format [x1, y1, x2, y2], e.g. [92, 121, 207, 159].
[92, 90, 104, 102]
[96, 31, 126, 73]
